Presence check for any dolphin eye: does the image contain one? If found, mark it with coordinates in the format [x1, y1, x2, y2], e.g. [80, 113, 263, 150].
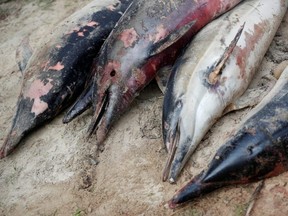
[110, 70, 116, 77]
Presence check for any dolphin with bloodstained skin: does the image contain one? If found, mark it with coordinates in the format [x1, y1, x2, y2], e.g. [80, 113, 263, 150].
[161, 0, 287, 183]
[86, 0, 244, 144]
[0, 0, 133, 159]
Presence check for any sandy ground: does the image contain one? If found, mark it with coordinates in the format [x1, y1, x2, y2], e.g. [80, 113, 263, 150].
[0, 1, 288, 215]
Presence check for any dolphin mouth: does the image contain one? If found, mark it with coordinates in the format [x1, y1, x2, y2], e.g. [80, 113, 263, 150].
[87, 88, 110, 137]
[162, 97, 183, 182]
[162, 127, 179, 182]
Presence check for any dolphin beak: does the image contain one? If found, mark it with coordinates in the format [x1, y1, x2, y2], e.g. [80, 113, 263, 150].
[168, 171, 222, 209]
[87, 79, 126, 145]
[161, 66, 184, 181]
[162, 125, 179, 182]
[0, 133, 22, 159]
[0, 99, 35, 159]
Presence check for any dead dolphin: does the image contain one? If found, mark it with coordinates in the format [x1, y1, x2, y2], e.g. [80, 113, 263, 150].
[0, 0, 133, 159]
[169, 63, 288, 208]
[162, 0, 287, 183]
[86, 0, 244, 144]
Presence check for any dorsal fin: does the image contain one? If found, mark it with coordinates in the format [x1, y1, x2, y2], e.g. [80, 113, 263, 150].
[15, 37, 33, 74]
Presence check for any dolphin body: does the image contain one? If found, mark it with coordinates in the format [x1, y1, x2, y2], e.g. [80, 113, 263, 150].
[169, 63, 288, 208]
[162, 0, 288, 183]
[86, 0, 244, 145]
[0, 0, 133, 158]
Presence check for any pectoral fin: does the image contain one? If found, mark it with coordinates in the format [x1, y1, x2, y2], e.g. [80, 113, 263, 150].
[273, 60, 288, 79]
[223, 74, 277, 114]
[149, 20, 196, 57]
[63, 82, 93, 124]
[155, 65, 173, 93]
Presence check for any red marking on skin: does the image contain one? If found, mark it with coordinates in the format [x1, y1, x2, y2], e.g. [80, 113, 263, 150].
[125, 0, 229, 89]
[119, 28, 139, 48]
[107, 4, 116, 11]
[25, 79, 53, 116]
[106, 61, 121, 74]
[264, 162, 287, 179]
[77, 32, 84, 37]
[98, 60, 121, 88]
[235, 22, 266, 79]
[149, 25, 169, 43]
[91, 0, 243, 129]
[151, 64, 156, 71]
[48, 62, 65, 71]
[127, 68, 146, 88]
[87, 21, 99, 27]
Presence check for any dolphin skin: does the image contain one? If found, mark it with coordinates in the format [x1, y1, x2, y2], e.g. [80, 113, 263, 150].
[0, 0, 133, 159]
[169, 63, 288, 208]
[87, 0, 244, 145]
[162, 0, 288, 183]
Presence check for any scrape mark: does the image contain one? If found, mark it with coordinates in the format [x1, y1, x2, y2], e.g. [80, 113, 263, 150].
[25, 79, 53, 116]
[87, 21, 99, 27]
[48, 62, 65, 71]
[149, 24, 169, 43]
[31, 98, 49, 116]
[77, 32, 84, 37]
[119, 28, 139, 48]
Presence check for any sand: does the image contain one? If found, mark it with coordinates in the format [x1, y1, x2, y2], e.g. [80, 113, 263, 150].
[0, 1, 288, 215]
